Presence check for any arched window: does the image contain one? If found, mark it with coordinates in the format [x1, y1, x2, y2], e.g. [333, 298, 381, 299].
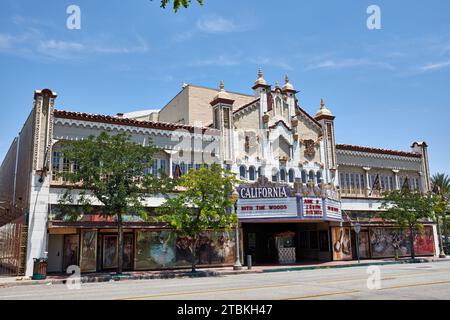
[316, 171, 322, 184]
[249, 166, 256, 181]
[257, 167, 262, 179]
[239, 165, 247, 179]
[309, 170, 315, 182]
[280, 168, 286, 182]
[288, 169, 295, 183]
[301, 171, 307, 184]
[272, 168, 279, 182]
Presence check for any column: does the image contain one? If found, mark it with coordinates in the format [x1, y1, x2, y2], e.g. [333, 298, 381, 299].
[363, 167, 371, 197]
[165, 150, 177, 178]
[392, 169, 400, 190]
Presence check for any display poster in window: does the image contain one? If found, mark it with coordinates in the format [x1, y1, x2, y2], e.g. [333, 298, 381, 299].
[80, 230, 97, 272]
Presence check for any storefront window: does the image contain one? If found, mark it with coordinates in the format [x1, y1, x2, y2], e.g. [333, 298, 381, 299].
[80, 230, 97, 272]
[136, 230, 176, 270]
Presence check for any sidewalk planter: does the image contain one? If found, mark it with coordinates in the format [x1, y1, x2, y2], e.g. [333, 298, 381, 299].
[32, 258, 48, 280]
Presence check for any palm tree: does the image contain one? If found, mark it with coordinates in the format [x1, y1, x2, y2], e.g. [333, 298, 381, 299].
[432, 173, 450, 255]
[432, 173, 450, 198]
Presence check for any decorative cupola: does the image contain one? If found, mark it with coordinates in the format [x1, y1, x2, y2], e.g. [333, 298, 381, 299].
[314, 98, 337, 183]
[210, 80, 235, 106]
[411, 141, 431, 192]
[282, 74, 295, 92]
[210, 81, 235, 163]
[274, 80, 281, 92]
[315, 98, 334, 121]
[252, 67, 270, 97]
[282, 74, 297, 120]
[251, 68, 271, 130]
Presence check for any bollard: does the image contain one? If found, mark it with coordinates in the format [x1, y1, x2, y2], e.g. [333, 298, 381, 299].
[247, 255, 252, 270]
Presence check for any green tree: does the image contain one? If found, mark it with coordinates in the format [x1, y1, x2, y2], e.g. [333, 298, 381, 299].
[158, 0, 203, 12]
[432, 173, 450, 198]
[380, 189, 435, 260]
[59, 131, 174, 274]
[158, 163, 238, 272]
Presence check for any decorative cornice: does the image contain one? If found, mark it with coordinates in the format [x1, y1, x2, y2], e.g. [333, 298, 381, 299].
[233, 98, 260, 117]
[336, 144, 421, 159]
[54, 109, 216, 135]
[269, 119, 292, 131]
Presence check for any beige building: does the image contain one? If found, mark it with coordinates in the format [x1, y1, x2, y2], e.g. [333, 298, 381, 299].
[0, 70, 438, 276]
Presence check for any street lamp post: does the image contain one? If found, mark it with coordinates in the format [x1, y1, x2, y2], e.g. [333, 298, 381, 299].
[232, 189, 242, 270]
[354, 222, 361, 264]
[436, 213, 446, 258]
[444, 212, 449, 254]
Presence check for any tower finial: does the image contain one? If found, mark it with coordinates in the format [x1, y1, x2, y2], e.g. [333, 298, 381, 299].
[258, 67, 263, 79]
[219, 80, 225, 91]
[321, 98, 325, 109]
[285, 73, 289, 84]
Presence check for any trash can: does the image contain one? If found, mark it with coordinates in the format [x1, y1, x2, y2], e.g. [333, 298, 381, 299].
[32, 258, 48, 280]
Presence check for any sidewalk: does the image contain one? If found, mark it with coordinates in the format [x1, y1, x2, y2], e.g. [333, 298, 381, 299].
[1, 257, 449, 289]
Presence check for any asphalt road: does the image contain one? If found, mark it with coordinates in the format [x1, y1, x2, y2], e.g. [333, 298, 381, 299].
[1, 261, 450, 300]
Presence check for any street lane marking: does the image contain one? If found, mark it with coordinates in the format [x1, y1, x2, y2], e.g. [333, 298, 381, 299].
[284, 290, 361, 300]
[115, 282, 314, 300]
[318, 269, 450, 285]
[378, 280, 450, 291]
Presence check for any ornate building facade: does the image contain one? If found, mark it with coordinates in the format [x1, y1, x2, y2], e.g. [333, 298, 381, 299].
[0, 70, 438, 276]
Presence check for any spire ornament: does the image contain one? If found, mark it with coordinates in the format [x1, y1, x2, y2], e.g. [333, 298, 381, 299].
[282, 73, 295, 91]
[253, 67, 267, 87]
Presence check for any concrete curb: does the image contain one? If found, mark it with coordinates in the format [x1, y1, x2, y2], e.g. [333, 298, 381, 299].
[1, 257, 449, 289]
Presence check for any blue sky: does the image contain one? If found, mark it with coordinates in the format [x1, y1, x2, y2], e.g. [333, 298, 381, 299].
[1, 0, 449, 175]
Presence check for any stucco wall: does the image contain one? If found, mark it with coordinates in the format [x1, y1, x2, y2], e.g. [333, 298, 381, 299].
[0, 110, 35, 227]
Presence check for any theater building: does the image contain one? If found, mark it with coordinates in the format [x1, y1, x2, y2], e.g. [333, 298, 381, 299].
[0, 70, 439, 276]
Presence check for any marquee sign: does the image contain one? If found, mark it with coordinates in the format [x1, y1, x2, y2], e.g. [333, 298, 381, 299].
[302, 197, 324, 217]
[237, 177, 297, 219]
[236, 176, 343, 221]
[239, 186, 289, 199]
[324, 199, 342, 220]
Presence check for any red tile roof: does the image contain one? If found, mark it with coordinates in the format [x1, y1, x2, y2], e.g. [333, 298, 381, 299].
[336, 144, 422, 158]
[54, 110, 217, 134]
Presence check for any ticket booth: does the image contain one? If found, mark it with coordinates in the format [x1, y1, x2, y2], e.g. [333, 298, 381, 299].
[275, 231, 296, 264]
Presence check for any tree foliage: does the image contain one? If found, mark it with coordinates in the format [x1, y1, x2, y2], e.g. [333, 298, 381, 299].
[158, 0, 203, 12]
[158, 163, 238, 271]
[432, 173, 450, 199]
[380, 189, 438, 259]
[58, 131, 175, 273]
